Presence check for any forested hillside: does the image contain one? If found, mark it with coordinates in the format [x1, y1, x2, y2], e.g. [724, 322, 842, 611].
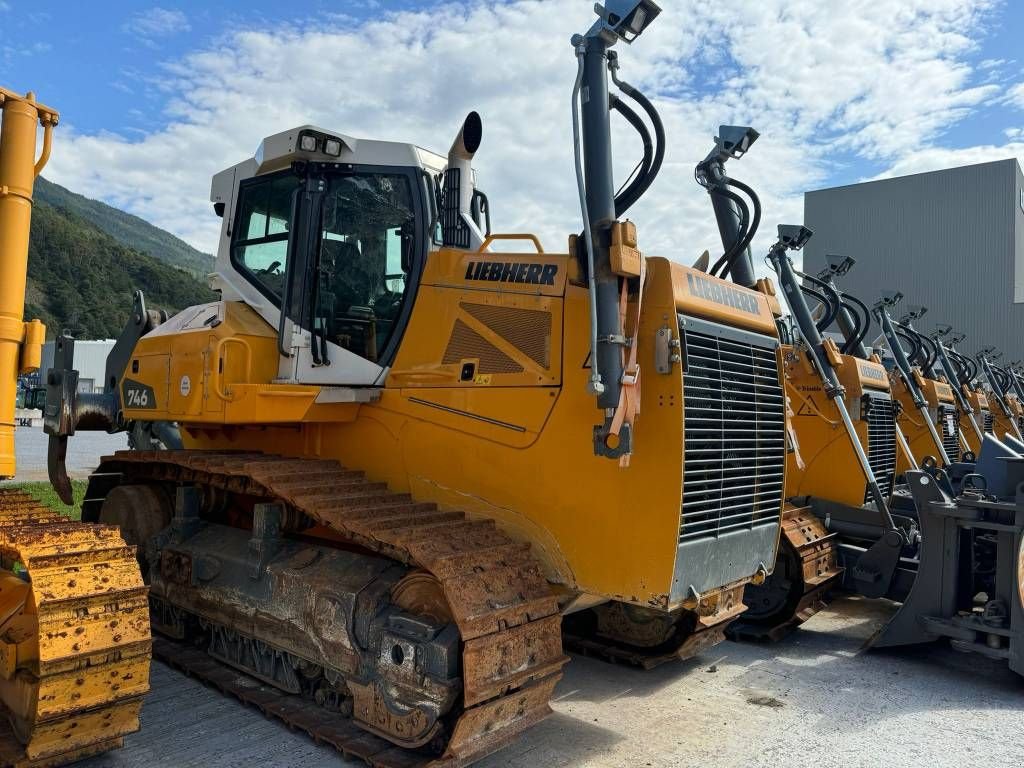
[26, 197, 217, 340]
[34, 177, 214, 276]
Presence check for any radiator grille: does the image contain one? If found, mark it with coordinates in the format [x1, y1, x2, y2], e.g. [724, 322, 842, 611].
[862, 393, 897, 501]
[984, 410, 993, 433]
[938, 403, 960, 462]
[680, 321, 785, 543]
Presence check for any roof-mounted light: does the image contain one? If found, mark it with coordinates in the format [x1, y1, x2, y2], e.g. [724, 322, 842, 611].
[296, 129, 346, 158]
[589, 0, 662, 44]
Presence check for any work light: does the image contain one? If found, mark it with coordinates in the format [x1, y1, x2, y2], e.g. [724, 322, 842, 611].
[590, 0, 661, 43]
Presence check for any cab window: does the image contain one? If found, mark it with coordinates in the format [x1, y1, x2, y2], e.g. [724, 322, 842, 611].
[232, 173, 299, 301]
[315, 172, 417, 362]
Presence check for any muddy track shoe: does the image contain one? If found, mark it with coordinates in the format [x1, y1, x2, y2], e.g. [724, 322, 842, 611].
[727, 504, 843, 642]
[562, 584, 747, 670]
[90, 451, 569, 767]
[0, 488, 150, 768]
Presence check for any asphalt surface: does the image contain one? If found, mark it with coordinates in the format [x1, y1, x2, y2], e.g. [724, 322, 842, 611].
[72, 597, 1023, 768]
[8, 424, 127, 481]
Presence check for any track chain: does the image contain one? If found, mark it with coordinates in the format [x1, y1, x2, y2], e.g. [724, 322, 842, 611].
[91, 451, 569, 767]
[728, 505, 842, 642]
[0, 488, 150, 768]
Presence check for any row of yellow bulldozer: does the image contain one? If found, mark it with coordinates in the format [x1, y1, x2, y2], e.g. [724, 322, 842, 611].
[2, 3, 1023, 766]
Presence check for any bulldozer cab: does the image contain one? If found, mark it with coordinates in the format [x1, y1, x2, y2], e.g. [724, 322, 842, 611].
[209, 127, 445, 387]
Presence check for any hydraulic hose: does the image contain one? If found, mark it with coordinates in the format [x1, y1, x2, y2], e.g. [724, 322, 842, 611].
[836, 300, 863, 354]
[723, 178, 762, 279]
[918, 333, 938, 374]
[894, 327, 923, 369]
[839, 292, 872, 355]
[610, 95, 652, 217]
[796, 270, 842, 333]
[799, 285, 838, 333]
[949, 349, 977, 382]
[709, 187, 750, 276]
[610, 67, 665, 216]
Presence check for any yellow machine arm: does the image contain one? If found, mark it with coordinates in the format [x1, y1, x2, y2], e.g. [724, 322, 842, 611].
[0, 86, 57, 479]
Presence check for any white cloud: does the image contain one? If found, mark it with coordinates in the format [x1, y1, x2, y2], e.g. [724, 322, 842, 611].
[1007, 82, 1024, 110]
[47, 0, 1004, 278]
[872, 143, 1024, 180]
[121, 7, 190, 40]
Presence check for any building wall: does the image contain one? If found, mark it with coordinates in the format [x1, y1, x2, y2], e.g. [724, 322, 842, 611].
[40, 340, 115, 394]
[804, 159, 1023, 361]
[1015, 161, 1024, 304]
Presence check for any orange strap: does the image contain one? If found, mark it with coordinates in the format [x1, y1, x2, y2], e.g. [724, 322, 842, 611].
[608, 261, 646, 467]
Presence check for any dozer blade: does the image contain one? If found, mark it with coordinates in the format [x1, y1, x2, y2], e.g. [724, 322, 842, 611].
[871, 471, 1024, 677]
[0, 488, 150, 767]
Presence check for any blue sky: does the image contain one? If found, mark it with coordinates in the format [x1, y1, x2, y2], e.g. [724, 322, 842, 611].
[3, 1, 1023, 260]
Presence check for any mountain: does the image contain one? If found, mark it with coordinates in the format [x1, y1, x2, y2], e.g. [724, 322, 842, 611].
[26, 193, 217, 340]
[34, 177, 214, 276]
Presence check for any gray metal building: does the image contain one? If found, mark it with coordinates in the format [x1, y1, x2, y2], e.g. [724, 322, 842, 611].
[39, 339, 114, 394]
[803, 158, 1024, 361]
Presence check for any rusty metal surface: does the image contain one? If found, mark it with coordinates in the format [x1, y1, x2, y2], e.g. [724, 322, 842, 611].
[0, 488, 150, 768]
[727, 505, 843, 642]
[561, 583, 747, 670]
[90, 451, 569, 767]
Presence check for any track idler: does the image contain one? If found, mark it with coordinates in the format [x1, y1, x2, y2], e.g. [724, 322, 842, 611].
[728, 505, 843, 641]
[563, 584, 747, 669]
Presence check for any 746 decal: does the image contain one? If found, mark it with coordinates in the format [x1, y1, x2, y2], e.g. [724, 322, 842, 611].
[122, 379, 157, 410]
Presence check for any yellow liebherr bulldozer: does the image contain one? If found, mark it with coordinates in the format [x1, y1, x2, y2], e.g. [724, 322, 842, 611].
[1, 3, 798, 765]
[732, 242, 1024, 675]
[0, 88, 151, 766]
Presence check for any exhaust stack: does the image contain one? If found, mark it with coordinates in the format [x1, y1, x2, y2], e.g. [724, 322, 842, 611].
[441, 111, 485, 249]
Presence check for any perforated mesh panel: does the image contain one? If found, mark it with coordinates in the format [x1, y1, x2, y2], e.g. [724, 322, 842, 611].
[863, 393, 897, 501]
[680, 319, 785, 543]
[442, 319, 524, 374]
[460, 303, 551, 368]
[984, 410, 993, 433]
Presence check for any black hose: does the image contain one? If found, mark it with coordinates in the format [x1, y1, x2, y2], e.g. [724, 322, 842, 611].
[917, 333, 938, 373]
[795, 271, 842, 334]
[993, 365, 1011, 392]
[896, 322, 937, 373]
[894, 327, 923, 367]
[709, 187, 750, 276]
[611, 96, 653, 218]
[839, 292, 872, 354]
[836, 300, 862, 353]
[799, 284, 839, 333]
[947, 350, 970, 384]
[612, 76, 665, 214]
[950, 349, 978, 382]
[723, 178, 761, 278]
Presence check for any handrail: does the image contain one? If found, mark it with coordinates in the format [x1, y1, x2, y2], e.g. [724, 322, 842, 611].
[477, 233, 545, 253]
[212, 337, 252, 402]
